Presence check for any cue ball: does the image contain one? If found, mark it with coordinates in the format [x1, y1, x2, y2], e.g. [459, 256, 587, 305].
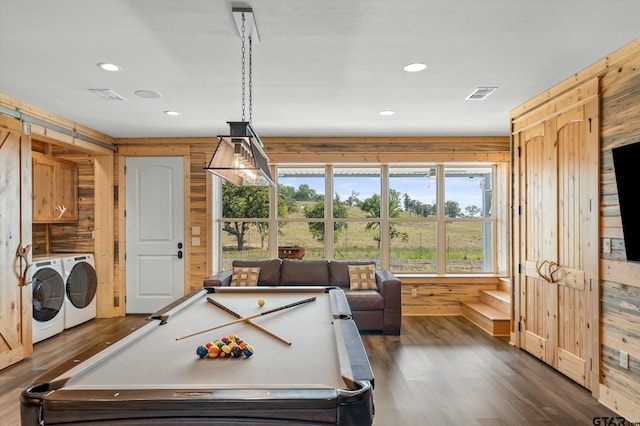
[258, 298, 265, 307]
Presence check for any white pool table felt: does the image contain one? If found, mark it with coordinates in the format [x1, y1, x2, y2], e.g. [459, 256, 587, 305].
[61, 289, 352, 391]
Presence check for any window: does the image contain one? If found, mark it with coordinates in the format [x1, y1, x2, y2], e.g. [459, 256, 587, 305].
[277, 167, 325, 259]
[443, 167, 494, 272]
[389, 167, 437, 273]
[220, 182, 271, 268]
[216, 164, 499, 274]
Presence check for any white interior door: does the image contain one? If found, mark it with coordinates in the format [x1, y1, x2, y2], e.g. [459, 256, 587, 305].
[126, 157, 184, 313]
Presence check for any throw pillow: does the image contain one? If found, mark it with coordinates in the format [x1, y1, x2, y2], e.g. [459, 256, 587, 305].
[348, 264, 377, 290]
[230, 267, 260, 287]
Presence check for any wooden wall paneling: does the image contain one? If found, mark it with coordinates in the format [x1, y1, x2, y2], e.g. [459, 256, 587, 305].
[187, 145, 213, 291]
[400, 276, 502, 316]
[264, 136, 510, 164]
[584, 93, 601, 393]
[598, 43, 640, 420]
[268, 152, 509, 164]
[94, 154, 115, 317]
[510, 38, 640, 120]
[512, 80, 599, 134]
[115, 154, 125, 315]
[31, 224, 48, 256]
[495, 161, 510, 278]
[510, 131, 522, 346]
[1, 93, 116, 154]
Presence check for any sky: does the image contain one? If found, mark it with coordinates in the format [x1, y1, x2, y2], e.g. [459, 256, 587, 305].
[278, 173, 489, 211]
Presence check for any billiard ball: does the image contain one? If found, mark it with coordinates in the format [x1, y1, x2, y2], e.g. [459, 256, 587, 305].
[196, 345, 208, 358]
[258, 298, 265, 307]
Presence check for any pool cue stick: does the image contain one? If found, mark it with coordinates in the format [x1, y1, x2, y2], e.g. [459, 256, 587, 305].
[176, 296, 316, 341]
[206, 297, 292, 346]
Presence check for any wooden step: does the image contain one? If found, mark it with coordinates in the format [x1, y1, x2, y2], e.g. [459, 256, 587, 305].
[498, 277, 511, 293]
[480, 289, 510, 315]
[461, 301, 510, 337]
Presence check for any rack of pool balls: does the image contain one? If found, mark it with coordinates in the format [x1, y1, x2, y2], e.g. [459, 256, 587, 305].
[196, 334, 254, 359]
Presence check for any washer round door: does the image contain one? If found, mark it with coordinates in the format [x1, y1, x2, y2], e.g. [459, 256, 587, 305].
[66, 262, 98, 308]
[33, 268, 65, 322]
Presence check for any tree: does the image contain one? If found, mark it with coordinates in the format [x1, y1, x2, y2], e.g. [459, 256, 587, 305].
[359, 190, 408, 244]
[464, 205, 482, 218]
[345, 190, 360, 207]
[294, 184, 321, 202]
[278, 184, 298, 213]
[444, 200, 462, 218]
[222, 183, 287, 250]
[305, 195, 348, 242]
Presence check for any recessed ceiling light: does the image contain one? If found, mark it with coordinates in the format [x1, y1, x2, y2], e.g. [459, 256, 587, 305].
[164, 110, 180, 116]
[403, 63, 427, 72]
[135, 90, 162, 99]
[379, 110, 396, 116]
[97, 62, 121, 72]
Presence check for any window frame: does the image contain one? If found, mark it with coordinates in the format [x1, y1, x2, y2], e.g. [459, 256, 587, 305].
[214, 162, 500, 275]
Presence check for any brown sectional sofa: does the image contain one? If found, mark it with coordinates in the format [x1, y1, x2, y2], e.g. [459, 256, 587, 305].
[203, 258, 401, 335]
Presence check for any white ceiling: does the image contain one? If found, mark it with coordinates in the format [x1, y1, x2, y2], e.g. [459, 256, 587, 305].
[1, 0, 638, 139]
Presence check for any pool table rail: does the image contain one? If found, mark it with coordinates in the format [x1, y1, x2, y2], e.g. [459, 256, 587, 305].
[21, 286, 374, 425]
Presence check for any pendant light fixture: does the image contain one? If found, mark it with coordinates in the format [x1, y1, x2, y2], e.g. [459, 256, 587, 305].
[204, 7, 275, 186]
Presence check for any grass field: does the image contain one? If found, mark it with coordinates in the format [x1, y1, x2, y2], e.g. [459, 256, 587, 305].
[221, 202, 488, 273]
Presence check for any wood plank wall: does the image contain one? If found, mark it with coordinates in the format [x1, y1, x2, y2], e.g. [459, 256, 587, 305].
[511, 38, 640, 421]
[599, 50, 640, 421]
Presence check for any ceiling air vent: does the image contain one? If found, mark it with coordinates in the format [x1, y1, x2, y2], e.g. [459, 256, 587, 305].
[465, 87, 497, 101]
[88, 89, 127, 101]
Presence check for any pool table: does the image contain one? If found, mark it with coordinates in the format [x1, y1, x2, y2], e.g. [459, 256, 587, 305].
[21, 286, 375, 425]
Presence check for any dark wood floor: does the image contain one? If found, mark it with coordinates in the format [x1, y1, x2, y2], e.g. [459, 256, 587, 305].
[1, 315, 616, 425]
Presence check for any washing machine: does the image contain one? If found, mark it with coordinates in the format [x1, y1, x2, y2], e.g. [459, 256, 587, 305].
[32, 256, 66, 343]
[62, 253, 97, 329]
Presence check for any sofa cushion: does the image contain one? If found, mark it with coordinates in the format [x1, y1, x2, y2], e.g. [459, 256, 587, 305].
[230, 266, 260, 287]
[329, 261, 377, 288]
[280, 259, 329, 286]
[345, 290, 385, 310]
[232, 259, 281, 286]
[348, 264, 378, 290]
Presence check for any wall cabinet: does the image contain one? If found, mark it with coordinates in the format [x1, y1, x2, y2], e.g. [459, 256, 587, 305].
[32, 152, 78, 223]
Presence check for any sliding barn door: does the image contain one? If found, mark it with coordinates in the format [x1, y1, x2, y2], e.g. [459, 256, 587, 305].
[0, 117, 33, 370]
[516, 85, 599, 391]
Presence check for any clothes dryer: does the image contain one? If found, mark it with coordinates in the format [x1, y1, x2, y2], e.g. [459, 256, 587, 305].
[62, 253, 97, 329]
[32, 256, 66, 343]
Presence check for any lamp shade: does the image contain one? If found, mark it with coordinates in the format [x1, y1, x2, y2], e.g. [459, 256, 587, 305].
[204, 122, 275, 186]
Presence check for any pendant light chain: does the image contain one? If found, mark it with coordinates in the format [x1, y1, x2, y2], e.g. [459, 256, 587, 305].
[241, 13, 246, 122]
[249, 36, 253, 123]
